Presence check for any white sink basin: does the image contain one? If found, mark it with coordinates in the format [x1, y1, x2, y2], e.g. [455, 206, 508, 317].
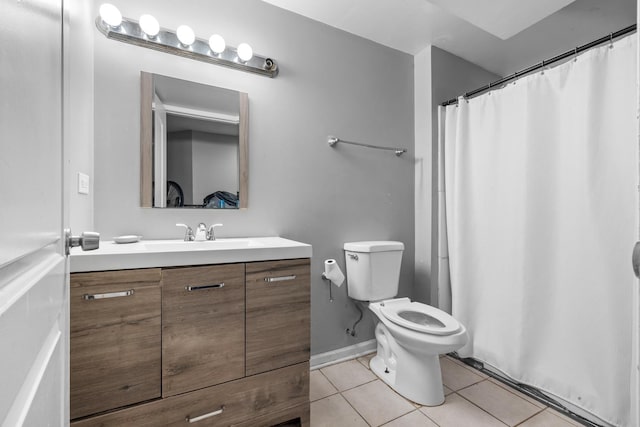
[70, 236, 312, 272]
[141, 238, 266, 251]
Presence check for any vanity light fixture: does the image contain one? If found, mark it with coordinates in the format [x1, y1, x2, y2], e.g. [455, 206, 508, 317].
[95, 4, 278, 77]
[139, 14, 159, 38]
[176, 25, 196, 46]
[237, 43, 253, 62]
[208, 34, 226, 55]
[99, 3, 122, 28]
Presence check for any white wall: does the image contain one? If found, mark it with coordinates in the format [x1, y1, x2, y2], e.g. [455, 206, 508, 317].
[66, 0, 94, 234]
[91, 0, 415, 354]
[414, 46, 433, 304]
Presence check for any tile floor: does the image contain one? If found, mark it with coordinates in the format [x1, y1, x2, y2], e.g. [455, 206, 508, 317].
[310, 354, 585, 427]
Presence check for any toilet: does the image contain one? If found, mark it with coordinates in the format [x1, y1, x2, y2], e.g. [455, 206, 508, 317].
[344, 241, 468, 406]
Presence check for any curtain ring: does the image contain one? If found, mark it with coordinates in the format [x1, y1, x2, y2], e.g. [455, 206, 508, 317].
[609, 32, 614, 48]
[540, 60, 545, 75]
[574, 47, 578, 62]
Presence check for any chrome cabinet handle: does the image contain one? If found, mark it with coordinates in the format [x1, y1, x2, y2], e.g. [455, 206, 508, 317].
[185, 283, 225, 291]
[186, 406, 224, 423]
[83, 289, 134, 300]
[264, 275, 297, 283]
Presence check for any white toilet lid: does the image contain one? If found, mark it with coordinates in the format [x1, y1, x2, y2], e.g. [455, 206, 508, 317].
[379, 299, 461, 336]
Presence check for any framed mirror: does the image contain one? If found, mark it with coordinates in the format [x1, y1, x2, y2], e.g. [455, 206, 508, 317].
[140, 72, 248, 208]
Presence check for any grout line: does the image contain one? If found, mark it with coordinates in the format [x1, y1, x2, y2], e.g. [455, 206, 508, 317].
[514, 407, 548, 426]
[486, 377, 548, 410]
[339, 389, 373, 426]
[455, 392, 510, 426]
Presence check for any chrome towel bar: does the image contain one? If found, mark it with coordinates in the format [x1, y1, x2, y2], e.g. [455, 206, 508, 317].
[328, 135, 407, 156]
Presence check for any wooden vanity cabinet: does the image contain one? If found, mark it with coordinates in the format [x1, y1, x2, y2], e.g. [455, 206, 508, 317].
[161, 263, 245, 396]
[70, 268, 162, 420]
[70, 258, 310, 427]
[246, 259, 311, 376]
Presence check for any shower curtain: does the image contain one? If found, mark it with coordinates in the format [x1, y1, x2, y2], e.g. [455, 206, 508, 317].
[439, 35, 637, 426]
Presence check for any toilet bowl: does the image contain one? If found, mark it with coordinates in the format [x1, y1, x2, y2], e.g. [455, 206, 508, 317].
[368, 298, 468, 406]
[344, 241, 468, 406]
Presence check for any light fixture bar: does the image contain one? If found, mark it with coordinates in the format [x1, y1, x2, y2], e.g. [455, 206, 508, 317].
[95, 17, 279, 78]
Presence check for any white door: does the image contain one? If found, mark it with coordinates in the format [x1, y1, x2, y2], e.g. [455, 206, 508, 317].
[0, 0, 67, 425]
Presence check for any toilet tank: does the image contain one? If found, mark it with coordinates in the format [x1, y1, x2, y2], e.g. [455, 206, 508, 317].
[344, 241, 404, 301]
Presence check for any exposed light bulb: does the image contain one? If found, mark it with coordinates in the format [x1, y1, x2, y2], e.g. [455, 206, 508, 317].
[208, 34, 226, 54]
[237, 43, 253, 62]
[99, 3, 122, 27]
[139, 14, 159, 37]
[176, 25, 195, 46]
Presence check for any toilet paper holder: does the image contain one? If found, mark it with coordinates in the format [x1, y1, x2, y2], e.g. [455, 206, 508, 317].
[322, 258, 345, 302]
[321, 272, 334, 302]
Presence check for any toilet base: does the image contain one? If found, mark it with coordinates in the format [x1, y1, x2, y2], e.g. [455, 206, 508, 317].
[370, 352, 445, 406]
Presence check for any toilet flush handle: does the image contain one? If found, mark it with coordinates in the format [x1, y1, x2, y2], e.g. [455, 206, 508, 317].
[348, 253, 359, 261]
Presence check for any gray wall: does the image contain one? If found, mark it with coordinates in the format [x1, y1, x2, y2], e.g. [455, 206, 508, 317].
[92, 0, 414, 355]
[429, 47, 500, 304]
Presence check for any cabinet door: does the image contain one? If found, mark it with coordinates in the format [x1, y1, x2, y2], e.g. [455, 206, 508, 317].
[162, 264, 245, 396]
[246, 259, 310, 376]
[70, 268, 162, 420]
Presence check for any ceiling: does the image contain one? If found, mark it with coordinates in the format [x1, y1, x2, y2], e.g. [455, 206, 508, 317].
[261, 0, 636, 76]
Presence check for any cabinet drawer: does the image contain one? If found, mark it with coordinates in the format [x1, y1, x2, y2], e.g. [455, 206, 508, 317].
[71, 362, 310, 427]
[246, 259, 310, 376]
[70, 269, 162, 420]
[162, 264, 245, 396]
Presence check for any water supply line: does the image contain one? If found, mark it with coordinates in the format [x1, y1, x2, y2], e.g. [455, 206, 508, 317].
[346, 300, 365, 337]
[319, 264, 364, 336]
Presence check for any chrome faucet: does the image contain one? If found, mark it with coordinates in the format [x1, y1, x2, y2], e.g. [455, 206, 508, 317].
[207, 223, 223, 241]
[176, 223, 195, 241]
[194, 223, 208, 241]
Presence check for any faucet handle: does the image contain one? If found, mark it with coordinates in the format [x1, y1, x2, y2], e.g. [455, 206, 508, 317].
[194, 222, 208, 241]
[176, 223, 194, 241]
[207, 223, 223, 241]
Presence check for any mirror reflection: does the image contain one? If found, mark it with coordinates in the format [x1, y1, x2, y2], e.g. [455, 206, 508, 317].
[140, 72, 248, 209]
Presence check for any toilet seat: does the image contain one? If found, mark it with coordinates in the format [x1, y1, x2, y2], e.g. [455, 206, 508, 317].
[379, 298, 461, 336]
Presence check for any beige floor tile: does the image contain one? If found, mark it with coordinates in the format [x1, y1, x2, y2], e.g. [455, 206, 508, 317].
[310, 394, 369, 427]
[458, 380, 543, 426]
[321, 359, 376, 391]
[382, 410, 439, 426]
[310, 370, 338, 402]
[487, 378, 546, 409]
[444, 385, 454, 395]
[420, 393, 507, 427]
[440, 357, 485, 391]
[518, 409, 581, 427]
[446, 356, 489, 379]
[342, 380, 415, 426]
[357, 352, 375, 369]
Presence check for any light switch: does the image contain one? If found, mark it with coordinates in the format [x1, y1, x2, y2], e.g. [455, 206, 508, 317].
[78, 172, 90, 195]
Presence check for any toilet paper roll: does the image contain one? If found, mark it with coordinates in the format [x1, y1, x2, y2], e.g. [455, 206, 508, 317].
[324, 259, 345, 287]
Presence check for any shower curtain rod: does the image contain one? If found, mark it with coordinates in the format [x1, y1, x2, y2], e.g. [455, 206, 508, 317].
[441, 24, 637, 107]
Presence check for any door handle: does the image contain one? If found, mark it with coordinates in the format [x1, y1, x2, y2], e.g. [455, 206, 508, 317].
[65, 229, 100, 255]
[633, 241, 640, 279]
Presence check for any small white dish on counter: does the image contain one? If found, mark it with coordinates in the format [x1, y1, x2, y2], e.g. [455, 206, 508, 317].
[113, 235, 143, 244]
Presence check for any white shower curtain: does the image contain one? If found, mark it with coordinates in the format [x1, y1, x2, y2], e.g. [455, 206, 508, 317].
[440, 35, 637, 426]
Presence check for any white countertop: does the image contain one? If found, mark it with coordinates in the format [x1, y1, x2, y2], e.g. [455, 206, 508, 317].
[70, 237, 312, 272]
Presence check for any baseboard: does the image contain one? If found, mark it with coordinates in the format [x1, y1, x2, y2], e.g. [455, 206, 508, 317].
[310, 339, 377, 370]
